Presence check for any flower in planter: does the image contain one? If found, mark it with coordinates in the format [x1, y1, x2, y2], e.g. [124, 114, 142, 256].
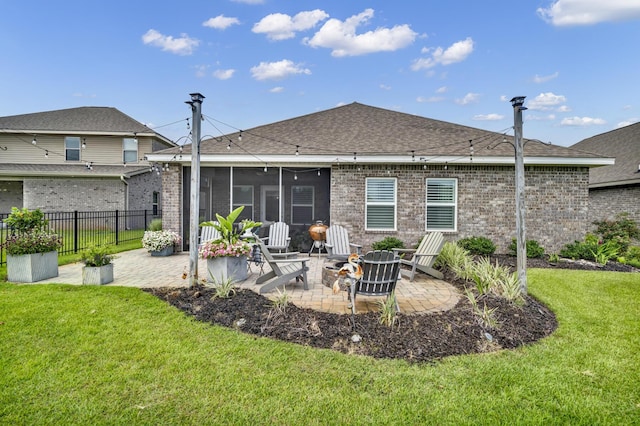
[141, 230, 182, 252]
[199, 206, 262, 259]
[1, 207, 62, 255]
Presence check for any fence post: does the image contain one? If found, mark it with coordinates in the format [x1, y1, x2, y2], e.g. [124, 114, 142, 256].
[74, 210, 79, 253]
[115, 210, 120, 246]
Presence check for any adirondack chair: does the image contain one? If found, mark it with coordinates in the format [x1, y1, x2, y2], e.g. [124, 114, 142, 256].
[324, 224, 362, 260]
[198, 222, 221, 248]
[347, 250, 401, 314]
[392, 232, 445, 281]
[261, 222, 291, 253]
[254, 238, 310, 294]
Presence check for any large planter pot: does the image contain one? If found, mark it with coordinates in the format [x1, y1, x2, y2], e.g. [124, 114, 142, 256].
[150, 246, 174, 257]
[7, 251, 59, 283]
[82, 264, 114, 285]
[207, 256, 248, 284]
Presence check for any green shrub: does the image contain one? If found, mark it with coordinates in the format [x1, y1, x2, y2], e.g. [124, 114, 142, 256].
[457, 236, 496, 255]
[80, 245, 114, 267]
[3, 207, 48, 233]
[509, 238, 545, 258]
[593, 212, 640, 254]
[371, 236, 405, 251]
[560, 234, 602, 261]
[148, 218, 163, 231]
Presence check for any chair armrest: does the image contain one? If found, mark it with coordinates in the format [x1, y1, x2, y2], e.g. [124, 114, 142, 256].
[412, 252, 441, 258]
[270, 257, 310, 264]
[392, 248, 416, 254]
[349, 243, 362, 249]
[272, 251, 300, 258]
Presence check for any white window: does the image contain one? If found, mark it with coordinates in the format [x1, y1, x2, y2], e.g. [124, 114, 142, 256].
[365, 178, 396, 230]
[233, 185, 254, 220]
[123, 138, 138, 163]
[426, 178, 457, 232]
[291, 186, 314, 224]
[65, 136, 81, 161]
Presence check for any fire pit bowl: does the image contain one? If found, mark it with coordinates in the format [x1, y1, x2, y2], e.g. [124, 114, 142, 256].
[321, 260, 348, 288]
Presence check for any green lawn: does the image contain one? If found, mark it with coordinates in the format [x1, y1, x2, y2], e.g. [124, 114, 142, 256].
[1, 269, 638, 424]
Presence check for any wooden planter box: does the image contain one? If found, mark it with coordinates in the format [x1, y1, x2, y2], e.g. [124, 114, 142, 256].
[7, 251, 59, 283]
[207, 256, 248, 284]
[82, 264, 114, 285]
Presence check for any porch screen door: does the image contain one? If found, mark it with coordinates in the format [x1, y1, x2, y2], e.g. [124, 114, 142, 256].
[261, 185, 282, 223]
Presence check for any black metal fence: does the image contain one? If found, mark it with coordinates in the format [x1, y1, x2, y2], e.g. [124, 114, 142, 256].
[0, 209, 161, 266]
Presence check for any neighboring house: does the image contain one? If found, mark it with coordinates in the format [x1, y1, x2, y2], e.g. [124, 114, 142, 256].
[571, 122, 640, 225]
[147, 102, 613, 254]
[0, 107, 175, 214]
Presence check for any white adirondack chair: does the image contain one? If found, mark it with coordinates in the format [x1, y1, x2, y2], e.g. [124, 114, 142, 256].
[261, 222, 290, 253]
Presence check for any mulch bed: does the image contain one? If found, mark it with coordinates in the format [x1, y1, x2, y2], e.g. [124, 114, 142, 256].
[144, 256, 637, 364]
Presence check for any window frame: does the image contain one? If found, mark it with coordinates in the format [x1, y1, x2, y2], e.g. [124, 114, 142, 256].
[290, 185, 314, 225]
[365, 177, 397, 231]
[425, 178, 458, 232]
[64, 136, 81, 162]
[123, 138, 138, 164]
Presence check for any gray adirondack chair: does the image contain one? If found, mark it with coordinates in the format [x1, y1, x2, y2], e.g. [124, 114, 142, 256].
[254, 238, 310, 294]
[392, 232, 445, 281]
[347, 250, 401, 314]
[325, 224, 362, 260]
[262, 222, 291, 253]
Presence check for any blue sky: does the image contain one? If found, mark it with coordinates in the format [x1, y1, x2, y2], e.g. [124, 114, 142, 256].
[2, 0, 640, 147]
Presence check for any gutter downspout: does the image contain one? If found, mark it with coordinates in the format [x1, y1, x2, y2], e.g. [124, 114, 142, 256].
[120, 175, 129, 211]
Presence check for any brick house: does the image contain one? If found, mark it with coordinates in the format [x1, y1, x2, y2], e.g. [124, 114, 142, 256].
[570, 122, 640, 225]
[0, 107, 175, 214]
[148, 102, 613, 254]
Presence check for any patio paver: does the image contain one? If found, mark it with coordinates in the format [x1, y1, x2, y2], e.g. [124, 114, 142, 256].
[36, 248, 460, 314]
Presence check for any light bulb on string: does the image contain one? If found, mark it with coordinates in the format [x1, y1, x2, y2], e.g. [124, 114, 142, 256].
[295, 145, 299, 156]
[238, 132, 242, 142]
[294, 172, 298, 180]
[32, 136, 37, 145]
[264, 165, 268, 172]
[45, 150, 48, 158]
[227, 141, 231, 150]
[317, 169, 321, 176]
[82, 139, 86, 149]
[444, 162, 448, 170]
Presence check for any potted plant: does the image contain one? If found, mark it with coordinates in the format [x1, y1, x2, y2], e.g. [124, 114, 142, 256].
[80, 245, 115, 285]
[2, 207, 62, 282]
[141, 229, 182, 256]
[199, 206, 261, 283]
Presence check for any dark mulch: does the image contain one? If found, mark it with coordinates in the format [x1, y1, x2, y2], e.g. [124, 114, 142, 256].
[144, 256, 637, 364]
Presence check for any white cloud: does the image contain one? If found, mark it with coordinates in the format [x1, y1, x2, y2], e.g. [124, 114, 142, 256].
[455, 92, 480, 105]
[417, 96, 445, 103]
[473, 114, 504, 121]
[557, 105, 572, 112]
[194, 65, 209, 78]
[617, 118, 639, 128]
[304, 9, 417, 57]
[532, 71, 559, 83]
[269, 87, 285, 93]
[379, 84, 391, 90]
[527, 114, 557, 121]
[250, 59, 311, 81]
[203, 15, 240, 30]
[560, 116, 606, 126]
[436, 86, 448, 94]
[537, 0, 640, 26]
[142, 29, 199, 55]
[213, 69, 235, 80]
[253, 10, 329, 41]
[528, 92, 567, 110]
[411, 37, 474, 70]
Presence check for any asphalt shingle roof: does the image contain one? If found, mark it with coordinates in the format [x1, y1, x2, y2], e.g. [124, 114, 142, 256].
[157, 102, 605, 161]
[571, 122, 640, 187]
[0, 107, 173, 145]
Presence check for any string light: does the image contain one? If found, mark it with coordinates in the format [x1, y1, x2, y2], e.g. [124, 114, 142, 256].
[411, 150, 415, 161]
[444, 162, 448, 170]
[45, 150, 48, 158]
[186, 118, 190, 130]
[294, 172, 298, 180]
[32, 136, 37, 145]
[317, 169, 321, 176]
[264, 165, 268, 172]
[295, 145, 299, 155]
[353, 152, 357, 162]
[133, 133, 138, 144]
[227, 141, 231, 150]
[82, 139, 86, 149]
[238, 132, 242, 142]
